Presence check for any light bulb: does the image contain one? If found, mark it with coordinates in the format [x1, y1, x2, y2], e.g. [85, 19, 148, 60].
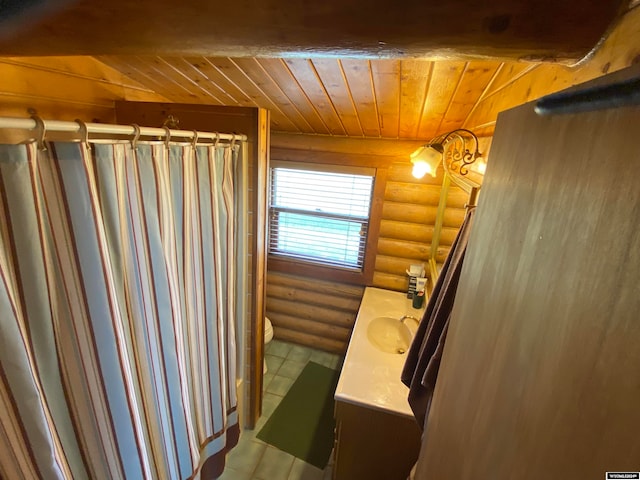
[474, 159, 487, 174]
[411, 161, 432, 179]
[410, 145, 441, 179]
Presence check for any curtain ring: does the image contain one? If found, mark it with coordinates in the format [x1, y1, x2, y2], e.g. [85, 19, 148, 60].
[75, 119, 89, 144]
[214, 132, 220, 148]
[31, 115, 47, 151]
[163, 126, 171, 148]
[191, 129, 199, 149]
[131, 124, 141, 149]
[230, 133, 237, 149]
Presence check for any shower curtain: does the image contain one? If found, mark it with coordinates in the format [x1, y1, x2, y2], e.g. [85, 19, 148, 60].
[0, 138, 244, 479]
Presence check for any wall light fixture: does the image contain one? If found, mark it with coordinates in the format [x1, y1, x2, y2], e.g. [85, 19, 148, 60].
[410, 128, 483, 179]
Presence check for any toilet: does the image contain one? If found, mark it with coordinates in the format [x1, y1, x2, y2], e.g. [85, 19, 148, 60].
[264, 316, 273, 374]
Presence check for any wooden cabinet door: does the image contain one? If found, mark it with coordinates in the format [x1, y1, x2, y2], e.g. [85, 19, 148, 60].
[334, 401, 420, 480]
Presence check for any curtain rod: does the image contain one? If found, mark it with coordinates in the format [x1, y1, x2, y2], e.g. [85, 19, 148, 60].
[0, 116, 247, 142]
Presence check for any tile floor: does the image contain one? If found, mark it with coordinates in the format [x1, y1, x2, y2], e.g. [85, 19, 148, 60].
[220, 339, 343, 480]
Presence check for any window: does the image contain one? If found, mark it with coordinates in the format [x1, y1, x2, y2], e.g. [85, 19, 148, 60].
[268, 162, 375, 271]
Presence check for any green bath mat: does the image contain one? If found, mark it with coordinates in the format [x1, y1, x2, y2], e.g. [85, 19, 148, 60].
[257, 361, 340, 469]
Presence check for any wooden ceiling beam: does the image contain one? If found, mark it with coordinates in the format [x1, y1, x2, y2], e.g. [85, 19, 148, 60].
[0, 0, 626, 61]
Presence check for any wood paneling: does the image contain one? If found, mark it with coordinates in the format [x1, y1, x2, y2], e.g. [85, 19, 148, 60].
[257, 58, 332, 135]
[222, 58, 313, 133]
[370, 60, 401, 138]
[437, 61, 502, 133]
[416, 66, 640, 479]
[398, 60, 433, 139]
[0, 56, 167, 122]
[97, 55, 511, 140]
[266, 272, 364, 353]
[307, 59, 364, 137]
[340, 59, 382, 137]
[283, 59, 347, 136]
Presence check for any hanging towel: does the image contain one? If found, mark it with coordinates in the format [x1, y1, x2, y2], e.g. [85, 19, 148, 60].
[401, 207, 476, 429]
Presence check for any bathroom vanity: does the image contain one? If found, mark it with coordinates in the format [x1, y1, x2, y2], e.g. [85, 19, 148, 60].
[333, 287, 425, 480]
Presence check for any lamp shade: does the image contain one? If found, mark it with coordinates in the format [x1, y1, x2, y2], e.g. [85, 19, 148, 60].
[410, 143, 443, 178]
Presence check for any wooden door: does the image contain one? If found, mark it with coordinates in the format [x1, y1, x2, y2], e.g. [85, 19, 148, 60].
[415, 66, 640, 479]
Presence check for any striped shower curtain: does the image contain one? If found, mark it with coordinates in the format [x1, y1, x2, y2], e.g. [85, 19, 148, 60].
[0, 139, 244, 479]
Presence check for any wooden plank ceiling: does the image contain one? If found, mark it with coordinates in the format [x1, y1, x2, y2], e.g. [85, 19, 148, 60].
[2, 6, 638, 141]
[98, 55, 532, 139]
[97, 1, 638, 143]
[1, 2, 636, 141]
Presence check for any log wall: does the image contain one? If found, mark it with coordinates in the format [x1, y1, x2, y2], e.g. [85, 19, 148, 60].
[266, 135, 491, 350]
[266, 271, 365, 353]
[372, 162, 468, 292]
[373, 135, 492, 292]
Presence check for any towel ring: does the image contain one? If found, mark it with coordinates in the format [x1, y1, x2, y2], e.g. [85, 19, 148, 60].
[131, 124, 141, 149]
[31, 115, 47, 151]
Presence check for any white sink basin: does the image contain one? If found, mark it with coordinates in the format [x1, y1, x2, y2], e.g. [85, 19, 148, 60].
[335, 287, 427, 416]
[367, 316, 413, 354]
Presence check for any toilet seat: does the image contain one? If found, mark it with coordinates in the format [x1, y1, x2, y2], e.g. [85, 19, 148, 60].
[263, 317, 273, 374]
[264, 316, 273, 343]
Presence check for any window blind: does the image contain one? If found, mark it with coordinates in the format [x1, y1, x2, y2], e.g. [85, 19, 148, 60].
[268, 166, 375, 270]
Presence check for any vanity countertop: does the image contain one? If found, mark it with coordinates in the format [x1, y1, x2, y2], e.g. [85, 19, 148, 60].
[334, 287, 426, 418]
